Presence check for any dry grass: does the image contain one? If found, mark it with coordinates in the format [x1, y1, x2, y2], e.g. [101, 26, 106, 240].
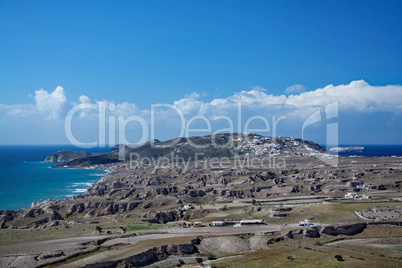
[214, 245, 401, 268]
[134, 236, 196, 251]
[260, 201, 402, 225]
[213, 225, 402, 268]
[0, 224, 98, 246]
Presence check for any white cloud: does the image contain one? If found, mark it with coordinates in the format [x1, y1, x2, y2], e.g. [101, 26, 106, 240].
[174, 80, 402, 117]
[74, 98, 139, 119]
[0, 104, 36, 117]
[79, 95, 90, 103]
[35, 86, 67, 119]
[251, 85, 267, 92]
[173, 92, 210, 115]
[285, 84, 306, 94]
[1, 80, 401, 124]
[286, 80, 402, 112]
[111, 101, 138, 116]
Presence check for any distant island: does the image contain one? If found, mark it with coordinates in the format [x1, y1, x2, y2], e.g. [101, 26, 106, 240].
[329, 146, 365, 153]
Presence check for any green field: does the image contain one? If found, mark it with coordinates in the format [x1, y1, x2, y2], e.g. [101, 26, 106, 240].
[126, 225, 166, 231]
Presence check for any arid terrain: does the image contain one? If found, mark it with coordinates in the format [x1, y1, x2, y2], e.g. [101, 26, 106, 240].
[1, 134, 401, 267]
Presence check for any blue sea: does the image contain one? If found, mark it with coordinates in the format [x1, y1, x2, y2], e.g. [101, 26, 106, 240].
[0, 145, 111, 210]
[325, 144, 402, 157]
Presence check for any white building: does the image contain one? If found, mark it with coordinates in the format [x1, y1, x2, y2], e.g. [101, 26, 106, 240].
[345, 192, 357, 199]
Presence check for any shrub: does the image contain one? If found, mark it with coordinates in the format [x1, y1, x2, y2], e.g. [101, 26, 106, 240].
[207, 254, 217, 260]
[335, 255, 344, 261]
[95, 226, 102, 233]
[195, 257, 203, 263]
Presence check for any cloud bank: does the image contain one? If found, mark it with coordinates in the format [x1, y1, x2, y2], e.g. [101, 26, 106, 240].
[0, 80, 401, 145]
[1, 80, 401, 122]
[172, 80, 402, 118]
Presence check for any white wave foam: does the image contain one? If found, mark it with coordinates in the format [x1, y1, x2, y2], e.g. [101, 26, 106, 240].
[71, 182, 93, 187]
[72, 188, 87, 193]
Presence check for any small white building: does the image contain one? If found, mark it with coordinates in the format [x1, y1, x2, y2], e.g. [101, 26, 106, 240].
[239, 219, 265, 224]
[299, 219, 313, 226]
[345, 192, 357, 199]
[212, 221, 224, 226]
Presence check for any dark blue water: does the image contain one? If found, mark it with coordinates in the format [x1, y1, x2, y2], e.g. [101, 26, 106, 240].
[0, 145, 111, 210]
[325, 145, 402, 157]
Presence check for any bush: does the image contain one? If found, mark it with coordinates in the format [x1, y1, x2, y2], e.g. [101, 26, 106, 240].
[178, 259, 185, 265]
[335, 255, 344, 261]
[195, 257, 203, 263]
[207, 254, 216, 260]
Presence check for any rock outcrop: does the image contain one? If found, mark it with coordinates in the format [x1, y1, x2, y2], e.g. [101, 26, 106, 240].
[53, 154, 120, 167]
[82, 243, 198, 268]
[321, 223, 367, 236]
[45, 150, 91, 163]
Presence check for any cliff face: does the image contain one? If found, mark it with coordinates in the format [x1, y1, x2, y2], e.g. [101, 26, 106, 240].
[44, 150, 91, 163]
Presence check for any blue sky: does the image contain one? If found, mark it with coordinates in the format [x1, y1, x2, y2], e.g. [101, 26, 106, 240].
[0, 0, 401, 145]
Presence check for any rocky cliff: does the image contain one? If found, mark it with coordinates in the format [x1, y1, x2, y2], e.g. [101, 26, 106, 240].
[44, 150, 91, 163]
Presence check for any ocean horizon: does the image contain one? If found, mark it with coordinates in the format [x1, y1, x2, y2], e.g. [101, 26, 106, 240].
[0, 144, 401, 211]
